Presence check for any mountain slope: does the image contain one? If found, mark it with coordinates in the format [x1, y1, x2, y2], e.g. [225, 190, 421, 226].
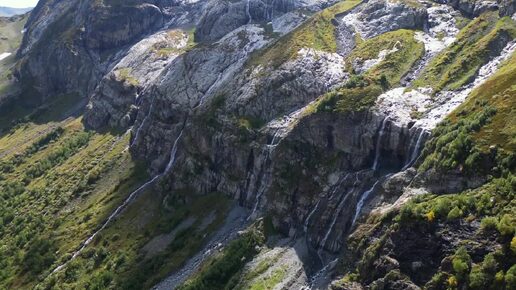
[0, 0, 514, 289]
[0, 7, 32, 17]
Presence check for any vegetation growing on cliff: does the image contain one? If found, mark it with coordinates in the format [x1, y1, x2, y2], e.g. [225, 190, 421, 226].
[414, 13, 516, 92]
[0, 98, 233, 289]
[247, 0, 362, 68]
[314, 29, 424, 113]
[178, 223, 265, 290]
[420, 49, 516, 175]
[338, 175, 515, 289]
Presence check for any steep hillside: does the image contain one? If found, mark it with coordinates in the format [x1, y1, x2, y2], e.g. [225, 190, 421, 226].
[0, 0, 514, 289]
[0, 7, 32, 17]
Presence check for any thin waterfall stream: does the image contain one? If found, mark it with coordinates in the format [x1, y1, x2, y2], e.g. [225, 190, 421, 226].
[372, 117, 389, 171]
[49, 127, 186, 275]
[246, 0, 252, 24]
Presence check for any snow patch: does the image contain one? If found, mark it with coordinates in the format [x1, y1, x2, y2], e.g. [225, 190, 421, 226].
[355, 41, 401, 74]
[0, 52, 12, 62]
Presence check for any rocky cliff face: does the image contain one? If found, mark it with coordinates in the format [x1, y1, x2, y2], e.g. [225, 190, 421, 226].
[3, 0, 515, 288]
[15, 0, 205, 102]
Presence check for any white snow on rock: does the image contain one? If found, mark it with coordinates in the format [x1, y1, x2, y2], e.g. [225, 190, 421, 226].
[355, 41, 401, 74]
[0, 52, 12, 62]
[414, 40, 516, 130]
[376, 40, 516, 131]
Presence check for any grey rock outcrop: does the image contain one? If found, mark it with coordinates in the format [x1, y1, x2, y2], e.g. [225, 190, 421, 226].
[499, 0, 516, 16]
[342, 0, 428, 39]
[434, 0, 499, 16]
[85, 30, 189, 129]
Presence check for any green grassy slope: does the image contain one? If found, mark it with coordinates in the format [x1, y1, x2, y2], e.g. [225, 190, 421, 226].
[313, 29, 425, 113]
[413, 13, 516, 92]
[0, 97, 232, 289]
[0, 14, 28, 53]
[336, 29, 516, 290]
[420, 50, 516, 175]
[247, 0, 362, 68]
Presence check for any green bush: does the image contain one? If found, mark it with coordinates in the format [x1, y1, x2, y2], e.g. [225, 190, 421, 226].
[480, 216, 499, 232]
[447, 206, 463, 220]
[469, 253, 497, 289]
[452, 247, 471, 281]
[506, 265, 516, 289]
[497, 214, 515, 236]
[22, 237, 57, 276]
[178, 227, 264, 290]
[469, 264, 488, 289]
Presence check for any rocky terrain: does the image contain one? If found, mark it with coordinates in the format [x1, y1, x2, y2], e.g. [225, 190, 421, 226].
[0, 7, 32, 17]
[0, 0, 514, 289]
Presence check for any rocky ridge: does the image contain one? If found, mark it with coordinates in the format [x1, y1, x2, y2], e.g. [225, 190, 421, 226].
[2, 0, 515, 288]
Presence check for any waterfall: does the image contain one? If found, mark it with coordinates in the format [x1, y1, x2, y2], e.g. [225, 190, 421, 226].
[52, 175, 161, 273]
[352, 179, 381, 226]
[372, 117, 389, 171]
[318, 173, 358, 250]
[304, 200, 321, 233]
[319, 193, 349, 250]
[414, 40, 516, 131]
[246, 0, 252, 24]
[49, 128, 185, 275]
[165, 129, 185, 172]
[403, 129, 426, 170]
[306, 258, 339, 289]
[328, 173, 351, 201]
[247, 103, 314, 218]
[131, 95, 156, 147]
[248, 130, 279, 218]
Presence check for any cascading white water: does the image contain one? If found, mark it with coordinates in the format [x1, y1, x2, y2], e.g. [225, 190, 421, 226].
[319, 192, 350, 250]
[318, 173, 359, 250]
[305, 258, 339, 289]
[354, 174, 394, 227]
[50, 128, 185, 275]
[304, 200, 321, 233]
[372, 117, 389, 171]
[249, 130, 280, 218]
[403, 129, 426, 170]
[0, 52, 11, 62]
[305, 6, 516, 288]
[414, 40, 516, 131]
[165, 129, 185, 172]
[352, 179, 381, 225]
[52, 175, 161, 273]
[248, 102, 315, 218]
[246, 0, 253, 24]
[131, 95, 157, 147]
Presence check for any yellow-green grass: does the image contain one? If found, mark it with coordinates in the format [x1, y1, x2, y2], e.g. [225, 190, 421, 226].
[345, 176, 515, 289]
[247, 0, 362, 68]
[0, 111, 234, 289]
[413, 13, 516, 92]
[234, 251, 285, 289]
[347, 29, 425, 84]
[248, 266, 288, 290]
[116, 67, 139, 86]
[0, 116, 139, 288]
[419, 46, 516, 175]
[45, 190, 230, 289]
[0, 14, 28, 53]
[468, 54, 516, 152]
[0, 93, 83, 134]
[152, 28, 196, 57]
[179, 224, 265, 290]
